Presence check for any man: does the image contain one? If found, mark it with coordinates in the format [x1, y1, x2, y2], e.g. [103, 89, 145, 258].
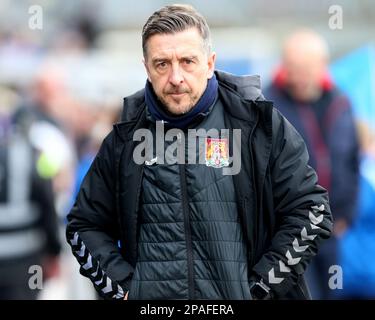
[0, 87, 61, 299]
[66, 5, 332, 300]
[265, 30, 359, 299]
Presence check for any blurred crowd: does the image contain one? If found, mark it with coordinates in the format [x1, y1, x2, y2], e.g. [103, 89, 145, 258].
[1, 5, 375, 300]
[0, 15, 121, 299]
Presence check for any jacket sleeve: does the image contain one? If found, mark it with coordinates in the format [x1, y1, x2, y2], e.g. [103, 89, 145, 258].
[66, 131, 133, 300]
[251, 109, 333, 298]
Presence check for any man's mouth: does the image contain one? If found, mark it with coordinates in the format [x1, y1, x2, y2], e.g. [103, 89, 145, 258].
[169, 92, 187, 99]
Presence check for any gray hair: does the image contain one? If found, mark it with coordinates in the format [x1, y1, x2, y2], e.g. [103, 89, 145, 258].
[142, 4, 212, 58]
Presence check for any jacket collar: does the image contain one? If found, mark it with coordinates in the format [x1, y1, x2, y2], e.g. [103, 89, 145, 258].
[114, 70, 272, 140]
[215, 70, 264, 101]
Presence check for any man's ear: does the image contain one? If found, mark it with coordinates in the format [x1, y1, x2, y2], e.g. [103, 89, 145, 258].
[207, 52, 216, 79]
[143, 58, 152, 83]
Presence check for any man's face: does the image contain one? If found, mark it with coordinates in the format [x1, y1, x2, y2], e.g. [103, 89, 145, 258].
[283, 48, 327, 102]
[144, 28, 216, 115]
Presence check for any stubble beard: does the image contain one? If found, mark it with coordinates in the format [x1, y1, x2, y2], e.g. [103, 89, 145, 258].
[159, 93, 199, 116]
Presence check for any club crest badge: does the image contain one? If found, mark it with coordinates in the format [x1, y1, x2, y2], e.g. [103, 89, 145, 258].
[205, 138, 229, 168]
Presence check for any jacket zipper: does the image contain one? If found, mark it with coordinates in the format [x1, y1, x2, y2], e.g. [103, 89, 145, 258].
[135, 165, 145, 248]
[178, 132, 194, 300]
[248, 111, 259, 268]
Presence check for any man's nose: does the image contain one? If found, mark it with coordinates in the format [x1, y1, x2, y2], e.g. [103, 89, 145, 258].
[169, 65, 184, 86]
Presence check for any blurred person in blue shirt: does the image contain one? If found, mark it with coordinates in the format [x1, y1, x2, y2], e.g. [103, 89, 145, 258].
[339, 122, 375, 299]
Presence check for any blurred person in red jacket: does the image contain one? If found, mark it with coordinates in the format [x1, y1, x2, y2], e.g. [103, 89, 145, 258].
[265, 29, 360, 299]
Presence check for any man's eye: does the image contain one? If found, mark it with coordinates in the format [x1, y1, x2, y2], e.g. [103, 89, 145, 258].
[157, 62, 167, 69]
[184, 59, 193, 65]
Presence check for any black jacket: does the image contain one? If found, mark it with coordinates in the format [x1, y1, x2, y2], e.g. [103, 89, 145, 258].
[128, 96, 251, 300]
[66, 70, 333, 300]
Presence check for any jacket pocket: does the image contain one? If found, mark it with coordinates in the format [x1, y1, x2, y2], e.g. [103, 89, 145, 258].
[242, 196, 255, 268]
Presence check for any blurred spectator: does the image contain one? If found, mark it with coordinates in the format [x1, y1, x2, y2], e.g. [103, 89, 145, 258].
[265, 29, 360, 299]
[13, 65, 77, 217]
[338, 122, 375, 299]
[0, 86, 61, 300]
[52, 14, 100, 53]
[72, 102, 120, 200]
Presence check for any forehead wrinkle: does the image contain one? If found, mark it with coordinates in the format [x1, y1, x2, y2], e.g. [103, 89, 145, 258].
[150, 50, 200, 64]
[146, 30, 206, 60]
